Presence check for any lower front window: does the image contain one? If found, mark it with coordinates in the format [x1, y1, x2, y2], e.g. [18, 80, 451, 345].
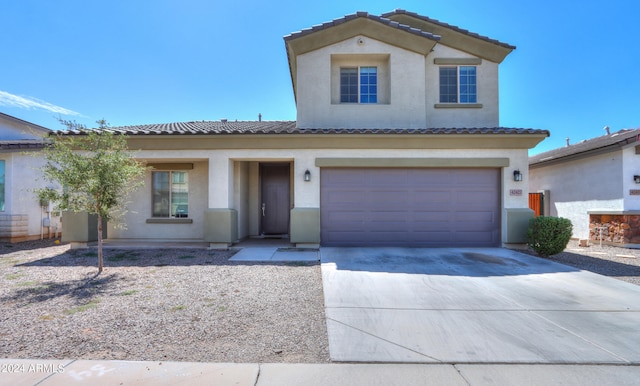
[152, 171, 188, 218]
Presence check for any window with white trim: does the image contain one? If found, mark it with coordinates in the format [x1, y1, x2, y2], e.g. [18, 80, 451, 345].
[152, 171, 188, 218]
[439, 66, 477, 103]
[340, 66, 377, 103]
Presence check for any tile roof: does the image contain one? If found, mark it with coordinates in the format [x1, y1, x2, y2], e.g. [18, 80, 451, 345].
[56, 120, 549, 137]
[529, 128, 640, 165]
[283, 11, 440, 42]
[381, 9, 516, 50]
[0, 140, 47, 150]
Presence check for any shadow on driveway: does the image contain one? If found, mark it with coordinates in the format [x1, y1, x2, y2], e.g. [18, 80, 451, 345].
[320, 247, 580, 277]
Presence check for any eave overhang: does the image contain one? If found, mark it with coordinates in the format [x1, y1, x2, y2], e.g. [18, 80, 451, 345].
[284, 12, 440, 102]
[122, 132, 548, 152]
[383, 9, 515, 63]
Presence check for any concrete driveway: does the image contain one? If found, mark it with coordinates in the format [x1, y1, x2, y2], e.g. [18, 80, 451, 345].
[320, 247, 640, 364]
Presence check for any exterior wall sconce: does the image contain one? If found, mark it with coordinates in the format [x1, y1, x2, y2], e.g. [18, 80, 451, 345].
[634, 175, 640, 184]
[304, 169, 311, 182]
[513, 170, 523, 182]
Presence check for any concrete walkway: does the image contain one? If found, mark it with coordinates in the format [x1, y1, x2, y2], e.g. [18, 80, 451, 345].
[230, 247, 319, 262]
[320, 247, 640, 364]
[2, 359, 639, 385]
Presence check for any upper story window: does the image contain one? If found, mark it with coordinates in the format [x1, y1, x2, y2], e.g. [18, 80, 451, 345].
[152, 170, 188, 218]
[340, 66, 378, 104]
[439, 66, 477, 103]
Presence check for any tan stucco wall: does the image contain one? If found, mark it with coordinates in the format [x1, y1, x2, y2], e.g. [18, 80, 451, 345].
[294, 36, 500, 129]
[99, 146, 532, 245]
[296, 36, 428, 129]
[233, 161, 251, 239]
[426, 45, 499, 128]
[107, 160, 209, 240]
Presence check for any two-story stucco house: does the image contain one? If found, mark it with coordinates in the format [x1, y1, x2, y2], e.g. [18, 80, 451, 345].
[62, 10, 548, 248]
[0, 112, 59, 242]
[529, 128, 640, 247]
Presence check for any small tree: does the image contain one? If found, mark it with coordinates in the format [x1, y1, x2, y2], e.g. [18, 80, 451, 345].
[37, 119, 146, 273]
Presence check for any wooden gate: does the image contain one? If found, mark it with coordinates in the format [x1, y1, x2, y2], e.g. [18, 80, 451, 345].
[529, 192, 544, 217]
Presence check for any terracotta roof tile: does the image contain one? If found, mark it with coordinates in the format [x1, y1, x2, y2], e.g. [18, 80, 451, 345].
[0, 140, 47, 150]
[283, 11, 440, 42]
[57, 120, 548, 137]
[381, 9, 515, 50]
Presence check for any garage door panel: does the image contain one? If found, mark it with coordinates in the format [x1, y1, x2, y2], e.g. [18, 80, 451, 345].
[370, 211, 411, 220]
[455, 210, 496, 222]
[370, 191, 409, 203]
[413, 190, 452, 203]
[411, 211, 450, 222]
[456, 231, 499, 243]
[325, 190, 363, 204]
[321, 168, 500, 247]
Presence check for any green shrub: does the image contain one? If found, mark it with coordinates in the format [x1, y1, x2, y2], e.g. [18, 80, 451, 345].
[527, 216, 573, 257]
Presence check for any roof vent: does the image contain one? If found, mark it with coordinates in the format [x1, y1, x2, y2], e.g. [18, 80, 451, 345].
[258, 113, 262, 122]
[604, 126, 610, 135]
[221, 119, 228, 123]
[565, 137, 570, 146]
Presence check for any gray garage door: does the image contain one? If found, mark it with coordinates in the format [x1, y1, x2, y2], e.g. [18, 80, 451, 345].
[320, 168, 500, 247]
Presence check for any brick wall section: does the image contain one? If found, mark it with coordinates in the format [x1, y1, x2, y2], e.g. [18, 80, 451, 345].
[0, 214, 29, 242]
[589, 214, 640, 245]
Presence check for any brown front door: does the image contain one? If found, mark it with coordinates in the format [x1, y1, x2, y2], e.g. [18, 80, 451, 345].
[261, 164, 290, 235]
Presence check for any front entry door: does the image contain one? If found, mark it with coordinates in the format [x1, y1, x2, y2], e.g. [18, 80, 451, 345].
[261, 164, 290, 235]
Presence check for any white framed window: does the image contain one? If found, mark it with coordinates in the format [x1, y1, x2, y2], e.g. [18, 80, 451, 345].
[439, 66, 477, 103]
[152, 171, 188, 218]
[340, 66, 378, 104]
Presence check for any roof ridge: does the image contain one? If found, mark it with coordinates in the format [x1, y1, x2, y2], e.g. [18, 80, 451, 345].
[56, 121, 548, 137]
[283, 11, 440, 42]
[381, 9, 515, 50]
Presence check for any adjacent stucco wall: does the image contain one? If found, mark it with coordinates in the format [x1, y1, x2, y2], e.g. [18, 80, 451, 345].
[529, 150, 624, 239]
[0, 152, 61, 241]
[0, 115, 56, 241]
[621, 145, 640, 210]
[0, 118, 48, 140]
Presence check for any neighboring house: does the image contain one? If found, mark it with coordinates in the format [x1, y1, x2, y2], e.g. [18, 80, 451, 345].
[0, 112, 59, 242]
[529, 128, 640, 247]
[62, 9, 548, 248]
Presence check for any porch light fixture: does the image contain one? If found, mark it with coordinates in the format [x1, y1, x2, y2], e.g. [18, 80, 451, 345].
[634, 175, 640, 184]
[304, 169, 311, 182]
[513, 170, 523, 182]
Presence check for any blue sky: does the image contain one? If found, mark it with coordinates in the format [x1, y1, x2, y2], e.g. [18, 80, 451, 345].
[1, 0, 637, 155]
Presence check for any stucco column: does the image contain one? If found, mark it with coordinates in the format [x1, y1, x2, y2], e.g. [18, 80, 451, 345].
[294, 156, 319, 207]
[208, 155, 233, 208]
[291, 156, 321, 247]
[205, 155, 237, 248]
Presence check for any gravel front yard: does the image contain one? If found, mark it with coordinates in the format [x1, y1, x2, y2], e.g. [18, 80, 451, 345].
[534, 239, 640, 287]
[0, 240, 329, 363]
[1, 238, 640, 364]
